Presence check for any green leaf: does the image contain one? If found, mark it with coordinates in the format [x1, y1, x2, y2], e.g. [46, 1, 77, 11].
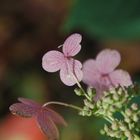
[65, 0, 140, 40]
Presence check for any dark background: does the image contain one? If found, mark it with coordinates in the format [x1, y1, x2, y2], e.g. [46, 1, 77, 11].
[0, 0, 140, 140]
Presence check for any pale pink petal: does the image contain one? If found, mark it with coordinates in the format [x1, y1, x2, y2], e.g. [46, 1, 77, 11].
[82, 59, 100, 87]
[109, 69, 133, 87]
[9, 103, 38, 118]
[96, 49, 121, 74]
[63, 33, 82, 57]
[60, 59, 83, 86]
[42, 51, 64, 72]
[18, 97, 41, 108]
[37, 110, 59, 140]
[44, 108, 67, 126]
[94, 84, 107, 101]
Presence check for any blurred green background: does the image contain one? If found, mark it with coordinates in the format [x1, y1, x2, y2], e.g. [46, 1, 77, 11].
[0, 0, 140, 140]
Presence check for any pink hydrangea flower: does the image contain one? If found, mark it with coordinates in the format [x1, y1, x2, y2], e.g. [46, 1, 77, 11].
[42, 33, 83, 86]
[82, 49, 133, 100]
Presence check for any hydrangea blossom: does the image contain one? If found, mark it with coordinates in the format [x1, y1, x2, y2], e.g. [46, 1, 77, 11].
[9, 98, 67, 140]
[42, 33, 83, 86]
[82, 49, 132, 100]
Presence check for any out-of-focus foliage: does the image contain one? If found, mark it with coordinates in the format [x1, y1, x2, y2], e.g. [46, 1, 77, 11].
[61, 113, 108, 140]
[65, 0, 140, 40]
[0, 0, 69, 117]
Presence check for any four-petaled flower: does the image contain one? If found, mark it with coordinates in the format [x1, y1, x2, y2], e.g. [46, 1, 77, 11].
[42, 33, 83, 86]
[82, 49, 132, 100]
[9, 98, 67, 140]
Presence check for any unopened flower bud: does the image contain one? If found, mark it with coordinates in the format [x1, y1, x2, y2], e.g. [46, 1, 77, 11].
[109, 106, 116, 112]
[104, 97, 113, 104]
[119, 123, 127, 131]
[118, 88, 123, 95]
[84, 99, 94, 109]
[109, 131, 115, 137]
[104, 91, 110, 96]
[124, 130, 132, 139]
[107, 111, 113, 117]
[104, 125, 109, 133]
[109, 88, 116, 94]
[124, 117, 131, 123]
[131, 103, 138, 111]
[125, 109, 132, 117]
[132, 114, 139, 122]
[100, 129, 105, 135]
[96, 100, 102, 107]
[114, 102, 122, 108]
[111, 122, 118, 130]
[102, 103, 109, 110]
[87, 87, 96, 98]
[113, 94, 119, 101]
[74, 88, 83, 96]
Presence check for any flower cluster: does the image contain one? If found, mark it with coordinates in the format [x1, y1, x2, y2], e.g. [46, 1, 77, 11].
[82, 49, 132, 100]
[9, 33, 140, 140]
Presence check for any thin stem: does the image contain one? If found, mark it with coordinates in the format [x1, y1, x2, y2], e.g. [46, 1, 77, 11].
[66, 60, 91, 101]
[104, 117, 112, 123]
[70, 71, 91, 101]
[43, 101, 83, 111]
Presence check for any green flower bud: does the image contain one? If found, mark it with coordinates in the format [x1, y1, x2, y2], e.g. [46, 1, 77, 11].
[103, 97, 113, 104]
[124, 130, 133, 139]
[109, 88, 116, 94]
[102, 103, 109, 110]
[74, 88, 83, 96]
[113, 94, 119, 101]
[104, 125, 110, 133]
[107, 111, 113, 117]
[87, 87, 96, 98]
[114, 102, 122, 109]
[119, 123, 127, 131]
[109, 106, 116, 112]
[124, 117, 131, 123]
[118, 88, 123, 95]
[109, 131, 115, 137]
[96, 100, 102, 107]
[84, 99, 94, 109]
[115, 132, 123, 138]
[125, 109, 132, 117]
[100, 129, 105, 135]
[132, 114, 139, 122]
[111, 122, 118, 130]
[131, 103, 138, 111]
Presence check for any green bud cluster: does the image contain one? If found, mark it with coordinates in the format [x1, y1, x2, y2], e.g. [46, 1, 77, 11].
[94, 87, 131, 118]
[98, 86, 140, 140]
[101, 120, 138, 139]
[75, 85, 140, 139]
[78, 88, 96, 116]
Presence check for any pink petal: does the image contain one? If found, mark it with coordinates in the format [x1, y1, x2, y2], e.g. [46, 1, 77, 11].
[96, 49, 121, 74]
[44, 107, 67, 126]
[9, 103, 37, 118]
[60, 59, 83, 86]
[18, 97, 41, 108]
[37, 110, 59, 140]
[82, 59, 100, 87]
[42, 50, 64, 72]
[63, 33, 82, 57]
[109, 69, 133, 87]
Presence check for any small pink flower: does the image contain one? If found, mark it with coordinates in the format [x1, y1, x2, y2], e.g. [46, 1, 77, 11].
[9, 98, 67, 140]
[42, 33, 83, 86]
[82, 49, 133, 100]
